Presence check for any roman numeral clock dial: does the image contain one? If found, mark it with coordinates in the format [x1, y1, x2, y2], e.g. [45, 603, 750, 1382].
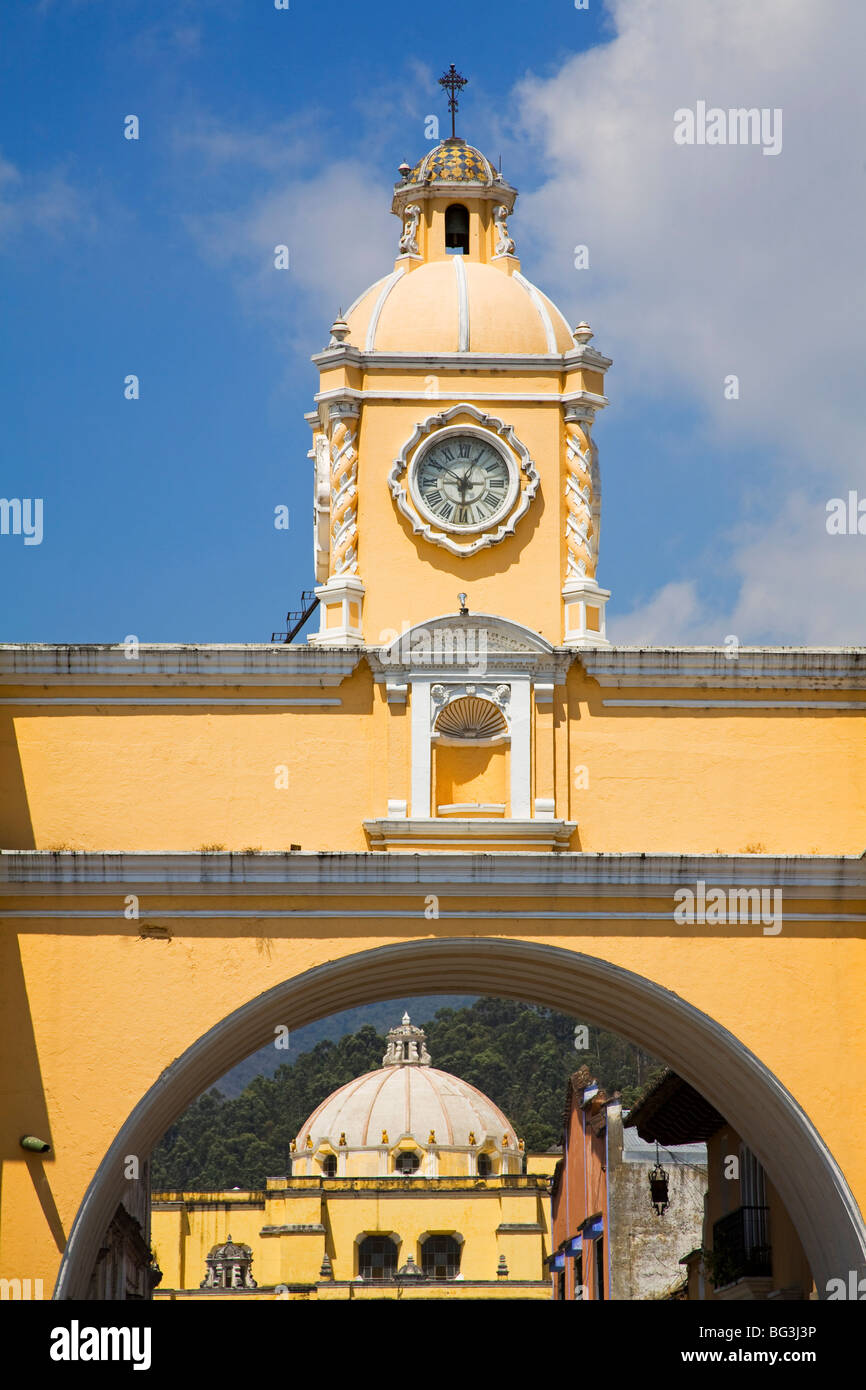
[414, 434, 511, 531]
[389, 408, 540, 558]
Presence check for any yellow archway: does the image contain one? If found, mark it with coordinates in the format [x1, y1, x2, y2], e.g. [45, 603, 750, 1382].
[54, 937, 866, 1300]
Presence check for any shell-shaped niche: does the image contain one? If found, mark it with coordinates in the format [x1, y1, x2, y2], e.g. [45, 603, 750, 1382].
[434, 696, 507, 740]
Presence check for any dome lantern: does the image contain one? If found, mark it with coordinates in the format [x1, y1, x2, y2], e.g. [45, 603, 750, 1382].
[382, 1011, 432, 1066]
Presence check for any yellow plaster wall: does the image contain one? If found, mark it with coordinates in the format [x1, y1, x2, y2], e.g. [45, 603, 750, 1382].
[355, 399, 564, 644]
[434, 742, 508, 813]
[564, 669, 866, 854]
[152, 1177, 551, 1292]
[1, 665, 863, 854]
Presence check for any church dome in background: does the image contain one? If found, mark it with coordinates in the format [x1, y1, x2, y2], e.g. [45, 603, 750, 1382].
[292, 1014, 521, 1177]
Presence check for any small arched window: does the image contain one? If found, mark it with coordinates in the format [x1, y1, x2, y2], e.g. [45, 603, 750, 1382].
[477, 1152, 492, 1177]
[358, 1235, 398, 1281]
[396, 1151, 420, 1175]
[322, 1154, 337, 1178]
[445, 203, 469, 254]
[422, 1235, 461, 1280]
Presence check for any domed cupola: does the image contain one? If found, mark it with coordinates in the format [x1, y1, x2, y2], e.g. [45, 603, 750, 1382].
[307, 62, 612, 658]
[404, 137, 500, 188]
[290, 1014, 523, 1180]
[381, 1011, 432, 1065]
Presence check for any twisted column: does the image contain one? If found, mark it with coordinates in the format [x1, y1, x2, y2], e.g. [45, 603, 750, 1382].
[329, 404, 360, 577]
[564, 409, 598, 582]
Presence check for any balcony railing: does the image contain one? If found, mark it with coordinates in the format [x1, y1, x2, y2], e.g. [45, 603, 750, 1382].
[711, 1205, 771, 1287]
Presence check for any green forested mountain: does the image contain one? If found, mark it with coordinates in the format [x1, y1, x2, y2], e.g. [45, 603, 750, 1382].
[215, 995, 476, 1097]
[151, 998, 662, 1191]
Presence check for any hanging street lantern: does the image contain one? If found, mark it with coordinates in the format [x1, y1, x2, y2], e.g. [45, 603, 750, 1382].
[649, 1142, 670, 1216]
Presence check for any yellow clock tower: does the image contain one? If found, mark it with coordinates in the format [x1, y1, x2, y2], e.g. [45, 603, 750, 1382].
[3, 88, 865, 1309]
[307, 132, 612, 651]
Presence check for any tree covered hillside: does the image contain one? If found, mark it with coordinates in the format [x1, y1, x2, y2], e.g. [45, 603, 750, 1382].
[151, 998, 662, 1191]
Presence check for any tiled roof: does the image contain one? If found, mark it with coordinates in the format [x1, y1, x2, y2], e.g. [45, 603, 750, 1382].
[625, 1070, 725, 1145]
[407, 138, 497, 185]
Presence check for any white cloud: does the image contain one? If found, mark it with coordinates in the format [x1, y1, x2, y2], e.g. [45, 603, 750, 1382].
[174, 113, 326, 173]
[610, 493, 866, 644]
[513, 0, 866, 640]
[185, 158, 396, 357]
[175, 65, 444, 358]
[0, 152, 94, 247]
[516, 0, 866, 465]
[608, 579, 712, 645]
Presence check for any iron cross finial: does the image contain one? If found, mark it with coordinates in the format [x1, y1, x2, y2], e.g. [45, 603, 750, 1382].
[438, 63, 468, 140]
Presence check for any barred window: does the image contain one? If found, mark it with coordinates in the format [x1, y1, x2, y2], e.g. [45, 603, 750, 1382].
[358, 1235, 397, 1281]
[421, 1235, 461, 1280]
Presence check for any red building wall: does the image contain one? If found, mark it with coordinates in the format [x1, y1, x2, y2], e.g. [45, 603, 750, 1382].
[551, 1076, 610, 1300]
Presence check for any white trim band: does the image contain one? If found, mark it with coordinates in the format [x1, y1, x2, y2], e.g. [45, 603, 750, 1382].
[602, 699, 865, 711]
[0, 697, 342, 707]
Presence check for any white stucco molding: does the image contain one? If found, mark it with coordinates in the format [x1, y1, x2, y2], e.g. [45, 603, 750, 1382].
[312, 346, 612, 374]
[4, 851, 863, 896]
[0, 644, 363, 687]
[312, 347, 609, 375]
[368, 613, 571, 684]
[578, 647, 866, 690]
[314, 383, 610, 408]
[3, 644, 862, 694]
[363, 818, 577, 850]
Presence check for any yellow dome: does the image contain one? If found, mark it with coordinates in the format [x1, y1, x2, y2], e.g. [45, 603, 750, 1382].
[345, 259, 574, 356]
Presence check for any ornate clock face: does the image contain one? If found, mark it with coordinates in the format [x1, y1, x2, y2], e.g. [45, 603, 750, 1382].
[388, 405, 540, 558]
[412, 433, 513, 531]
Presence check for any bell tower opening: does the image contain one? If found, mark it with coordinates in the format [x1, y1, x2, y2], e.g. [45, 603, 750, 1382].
[444, 203, 470, 254]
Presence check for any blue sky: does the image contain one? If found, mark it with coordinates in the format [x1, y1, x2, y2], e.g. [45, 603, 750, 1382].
[2, 0, 864, 644]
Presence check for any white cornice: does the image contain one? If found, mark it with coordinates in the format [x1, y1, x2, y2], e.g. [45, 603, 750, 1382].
[563, 345, 613, 371]
[312, 346, 610, 375]
[0, 697, 342, 707]
[315, 386, 609, 408]
[320, 388, 603, 405]
[578, 647, 866, 690]
[2, 850, 863, 895]
[1, 644, 863, 693]
[0, 644, 362, 687]
[603, 698, 864, 710]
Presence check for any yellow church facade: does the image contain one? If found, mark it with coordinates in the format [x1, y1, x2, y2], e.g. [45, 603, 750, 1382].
[152, 1016, 556, 1300]
[1, 127, 864, 1302]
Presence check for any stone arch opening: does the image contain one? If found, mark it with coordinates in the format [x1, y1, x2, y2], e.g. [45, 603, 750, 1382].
[444, 203, 469, 254]
[54, 937, 866, 1299]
